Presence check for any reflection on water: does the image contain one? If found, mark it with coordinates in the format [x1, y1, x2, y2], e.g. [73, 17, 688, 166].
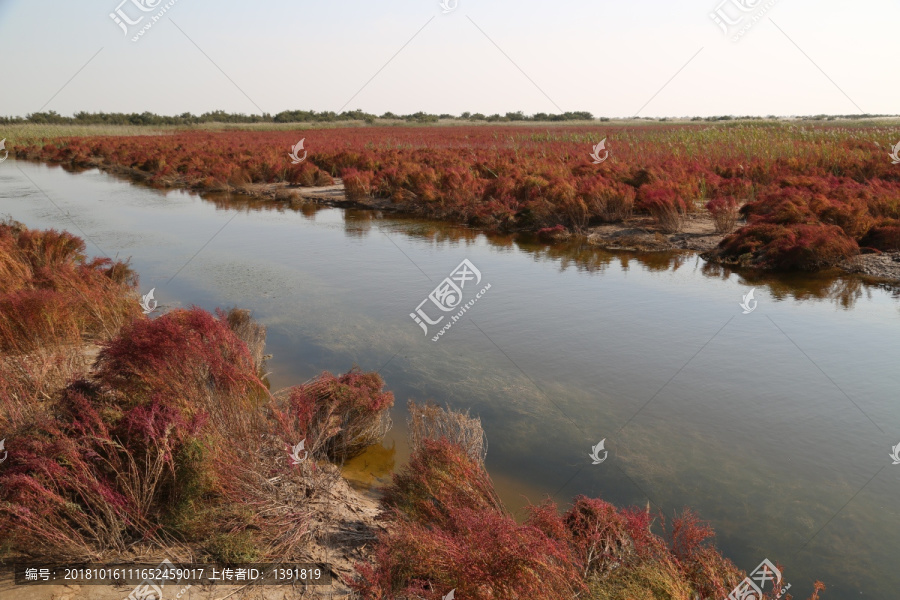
[2, 161, 899, 598]
[203, 187, 897, 311]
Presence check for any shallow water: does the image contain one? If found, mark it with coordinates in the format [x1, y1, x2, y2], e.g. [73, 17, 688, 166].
[2, 160, 899, 597]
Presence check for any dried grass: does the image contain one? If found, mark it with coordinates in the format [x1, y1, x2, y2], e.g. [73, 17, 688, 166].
[407, 399, 487, 464]
[224, 307, 268, 375]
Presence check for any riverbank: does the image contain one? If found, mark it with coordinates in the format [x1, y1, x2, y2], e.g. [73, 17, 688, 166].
[12, 123, 900, 283]
[0, 220, 394, 598]
[26, 152, 899, 286]
[0, 472, 381, 599]
[198, 176, 900, 285]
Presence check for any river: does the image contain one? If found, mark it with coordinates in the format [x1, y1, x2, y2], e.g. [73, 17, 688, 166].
[2, 160, 898, 598]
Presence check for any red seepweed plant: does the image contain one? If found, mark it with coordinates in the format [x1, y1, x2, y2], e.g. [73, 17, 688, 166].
[271, 368, 394, 463]
[0, 219, 140, 356]
[0, 219, 141, 433]
[354, 438, 583, 600]
[353, 403, 827, 600]
[638, 184, 690, 233]
[707, 196, 741, 233]
[342, 167, 375, 200]
[0, 276, 394, 563]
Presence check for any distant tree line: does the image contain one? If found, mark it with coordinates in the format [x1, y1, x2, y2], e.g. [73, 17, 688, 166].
[0, 109, 598, 126]
[0, 110, 894, 126]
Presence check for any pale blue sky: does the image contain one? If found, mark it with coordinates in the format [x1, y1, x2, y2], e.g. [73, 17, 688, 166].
[0, 0, 896, 118]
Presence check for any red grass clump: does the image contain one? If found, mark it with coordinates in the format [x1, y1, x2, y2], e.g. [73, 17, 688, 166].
[0, 378, 210, 558]
[707, 196, 741, 233]
[563, 495, 635, 576]
[0, 307, 267, 558]
[861, 219, 900, 251]
[342, 168, 374, 200]
[638, 184, 689, 233]
[720, 222, 859, 270]
[354, 439, 582, 600]
[0, 220, 140, 355]
[93, 307, 268, 417]
[353, 435, 752, 600]
[537, 224, 571, 241]
[272, 368, 394, 462]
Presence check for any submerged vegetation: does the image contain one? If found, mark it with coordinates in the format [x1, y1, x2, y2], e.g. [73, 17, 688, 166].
[12, 121, 900, 274]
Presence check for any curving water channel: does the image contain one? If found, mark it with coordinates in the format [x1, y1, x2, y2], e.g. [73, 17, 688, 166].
[2, 160, 899, 598]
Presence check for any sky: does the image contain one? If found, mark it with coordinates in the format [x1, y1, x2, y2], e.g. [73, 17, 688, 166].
[0, 0, 896, 119]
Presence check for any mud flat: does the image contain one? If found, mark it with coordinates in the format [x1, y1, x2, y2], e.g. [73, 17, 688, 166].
[841, 251, 900, 282]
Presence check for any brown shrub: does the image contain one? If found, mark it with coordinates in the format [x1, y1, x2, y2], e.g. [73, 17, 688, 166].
[408, 399, 487, 464]
[638, 186, 688, 233]
[706, 197, 740, 233]
[861, 220, 900, 251]
[223, 307, 268, 374]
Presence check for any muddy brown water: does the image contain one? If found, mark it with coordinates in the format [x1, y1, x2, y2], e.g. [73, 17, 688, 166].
[1, 161, 899, 598]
